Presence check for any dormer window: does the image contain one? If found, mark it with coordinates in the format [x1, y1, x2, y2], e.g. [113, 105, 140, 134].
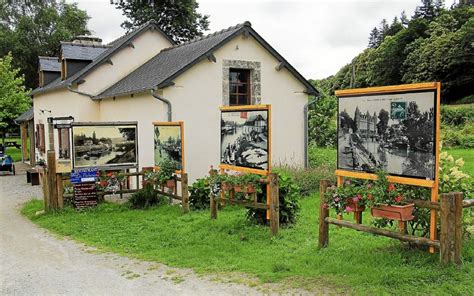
[229, 69, 251, 106]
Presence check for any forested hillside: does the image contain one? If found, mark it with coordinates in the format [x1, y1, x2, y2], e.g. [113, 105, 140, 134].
[315, 0, 473, 104]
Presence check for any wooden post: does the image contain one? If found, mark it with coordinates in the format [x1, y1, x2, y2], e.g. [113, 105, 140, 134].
[398, 221, 407, 234]
[269, 173, 279, 235]
[181, 173, 189, 213]
[46, 150, 58, 210]
[319, 179, 330, 248]
[210, 195, 217, 219]
[56, 174, 64, 209]
[354, 211, 363, 224]
[42, 171, 50, 210]
[48, 123, 54, 150]
[440, 192, 463, 265]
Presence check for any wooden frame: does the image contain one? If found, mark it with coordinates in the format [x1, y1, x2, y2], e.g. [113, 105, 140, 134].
[71, 121, 139, 170]
[219, 104, 272, 175]
[152, 121, 185, 173]
[335, 82, 441, 253]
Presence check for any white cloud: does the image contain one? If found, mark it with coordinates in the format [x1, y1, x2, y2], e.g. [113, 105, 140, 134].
[67, 0, 454, 79]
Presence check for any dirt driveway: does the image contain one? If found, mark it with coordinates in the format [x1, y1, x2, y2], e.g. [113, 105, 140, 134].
[0, 166, 263, 295]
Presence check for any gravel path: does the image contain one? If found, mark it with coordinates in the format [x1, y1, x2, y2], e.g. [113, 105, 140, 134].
[0, 167, 264, 295]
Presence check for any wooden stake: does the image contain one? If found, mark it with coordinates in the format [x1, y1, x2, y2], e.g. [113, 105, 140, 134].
[181, 173, 189, 213]
[46, 151, 58, 210]
[440, 192, 463, 265]
[318, 179, 330, 248]
[210, 195, 217, 219]
[269, 173, 279, 236]
[56, 174, 64, 209]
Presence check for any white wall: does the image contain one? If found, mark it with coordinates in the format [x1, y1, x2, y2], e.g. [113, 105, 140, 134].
[33, 89, 100, 160]
[98, 92, 164, 169]
[79, 30, 173, 95]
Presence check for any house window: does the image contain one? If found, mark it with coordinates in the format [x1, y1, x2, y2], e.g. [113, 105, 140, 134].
[229, 69, 251, 105]
[58, 128, 70, 159]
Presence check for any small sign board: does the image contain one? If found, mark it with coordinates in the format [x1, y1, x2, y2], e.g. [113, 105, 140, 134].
[71, 167, 98, 184]
[73, 182, 97, 209]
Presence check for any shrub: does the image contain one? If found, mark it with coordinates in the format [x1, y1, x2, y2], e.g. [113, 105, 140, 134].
[246, 171, 301, 226]
[127, 184, 165, 209]
[188, 178, 210, 210]
[277, 165, 335, 196]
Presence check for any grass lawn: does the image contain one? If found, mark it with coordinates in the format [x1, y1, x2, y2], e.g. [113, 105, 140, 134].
[21, 148, 474, 294]
[446, 148, 474, 176]
[3, 137, 22, 162]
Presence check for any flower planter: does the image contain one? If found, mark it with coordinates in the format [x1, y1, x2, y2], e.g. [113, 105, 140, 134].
[345, 199, 366, 212]
[234, 185, 256, 194]
[371, 203, 415, 221]
[163, 179, 175, 190]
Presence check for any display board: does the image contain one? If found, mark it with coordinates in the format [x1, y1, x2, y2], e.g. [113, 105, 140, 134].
[73, 182, 97, 209]
[71, 122, 138, 169]
[220, 105, 271, 174]
[336, 86, 438, 180]
[153, 121, 184, 171]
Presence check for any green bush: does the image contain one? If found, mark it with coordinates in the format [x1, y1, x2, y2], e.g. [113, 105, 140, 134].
[441, 104, 474, 126]
[246, 171, 301, 226]
[188, 178, 210, 210]
[127, 184, 165, 209]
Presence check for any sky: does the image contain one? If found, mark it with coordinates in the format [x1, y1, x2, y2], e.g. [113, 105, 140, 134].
[67, 0, 455, 80]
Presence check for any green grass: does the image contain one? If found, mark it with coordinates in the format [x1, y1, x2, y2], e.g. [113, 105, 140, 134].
[446, 148, 474, 176]
[3, 137, 22, 162]
[23, 196, 474, 294]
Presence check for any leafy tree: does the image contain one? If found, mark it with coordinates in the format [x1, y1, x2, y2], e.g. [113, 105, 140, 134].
[112, 0, 210, 43]
[0, 53, 31, 144]
[308, 80, 337, 147]
[0, 0, 90, 89]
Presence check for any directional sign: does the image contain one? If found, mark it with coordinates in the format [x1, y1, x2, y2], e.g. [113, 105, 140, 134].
[70, 167, 98, 184]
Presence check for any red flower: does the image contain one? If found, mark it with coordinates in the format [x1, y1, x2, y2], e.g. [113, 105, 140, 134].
[388, 183, 396, 192]
[107, 172, 113, 177]
[394, 195, 403, 203]
[367, 194, 373, 200]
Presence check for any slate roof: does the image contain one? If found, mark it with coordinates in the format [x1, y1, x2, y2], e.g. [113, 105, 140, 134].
[30, 21, 174, 96]
[60, 43, 109, 61]
[38, 57, 60, 72]
[15, 107, 34, 123]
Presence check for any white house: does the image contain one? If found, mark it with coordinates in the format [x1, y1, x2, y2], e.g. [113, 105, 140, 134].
[29, 21, 318, 182]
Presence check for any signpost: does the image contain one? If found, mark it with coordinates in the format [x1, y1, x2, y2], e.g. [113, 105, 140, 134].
[71, 167, 98, 209]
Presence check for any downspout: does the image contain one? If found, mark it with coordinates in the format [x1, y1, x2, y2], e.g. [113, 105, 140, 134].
[150, 89, 172, 122]
[304, 94, 319, 168]
[67, 84, 93, 98]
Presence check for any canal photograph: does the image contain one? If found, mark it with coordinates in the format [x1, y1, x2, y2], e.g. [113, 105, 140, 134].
[221, 110, 269, 170]
[72, 124, 137, 168]
[337, 91, 436, 179]
[154, 124, 182, 169]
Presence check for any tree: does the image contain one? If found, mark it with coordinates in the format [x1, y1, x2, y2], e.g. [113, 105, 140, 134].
[376, 109, 389, 139]
[400, 10, 410, 27]
[368, 27, 380, 48]
[112, 0, 210, 43]
[0, 53, 31, 144]
[0, 0, 90, 89]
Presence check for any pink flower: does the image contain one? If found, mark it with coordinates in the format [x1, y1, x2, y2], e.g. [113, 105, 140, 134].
[395, 195, 403, 203]
[367, 184, 372, 189]
[334, 197, 340, 202]
[352, 196, 359, 203]
[345, 180, 351, 185]
[345, 206, 353, 212]
[388, 183, 396, 192]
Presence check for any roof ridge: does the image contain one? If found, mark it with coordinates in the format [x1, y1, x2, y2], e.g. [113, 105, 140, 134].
[159, 21, 250, 53]
[38, 56, 59, 60]
[60, 42, 111, 48]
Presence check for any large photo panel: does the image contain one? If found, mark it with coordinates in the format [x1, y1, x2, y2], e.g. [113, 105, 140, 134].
[72, 122, 138, 169]
[221, 108, 269, 171]
[154, 122, 183, 170]
[337, 90, 436, 180]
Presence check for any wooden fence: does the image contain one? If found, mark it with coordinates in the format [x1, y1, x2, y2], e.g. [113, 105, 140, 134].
[318, 179, 473, 265]
[210, 171, 280, 235]
[43, 150, 189, 213]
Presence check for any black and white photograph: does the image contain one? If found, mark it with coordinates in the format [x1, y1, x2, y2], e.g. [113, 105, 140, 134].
[154, 124, 183, 170]
[337, 91, 436, 179]
[72, 123, 138, 168]
[221, 109, 269, 170]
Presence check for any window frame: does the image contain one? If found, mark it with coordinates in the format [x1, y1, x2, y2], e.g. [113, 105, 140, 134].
[229, 68, 251, 106]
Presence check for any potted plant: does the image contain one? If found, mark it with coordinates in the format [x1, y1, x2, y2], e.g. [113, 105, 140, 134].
[324, 181, 367, 215]
[233, 174, 262, 194]
[156, 158, 178, 190]
[367, 171, 414, 221]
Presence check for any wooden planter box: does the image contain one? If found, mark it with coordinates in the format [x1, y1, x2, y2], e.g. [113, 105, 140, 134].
[234, 185, 256, 194]
[371, 203, 415, 221]
[346, 199, 366, 212]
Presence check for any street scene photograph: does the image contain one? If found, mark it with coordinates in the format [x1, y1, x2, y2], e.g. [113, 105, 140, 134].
[154, 124, 182, 169]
